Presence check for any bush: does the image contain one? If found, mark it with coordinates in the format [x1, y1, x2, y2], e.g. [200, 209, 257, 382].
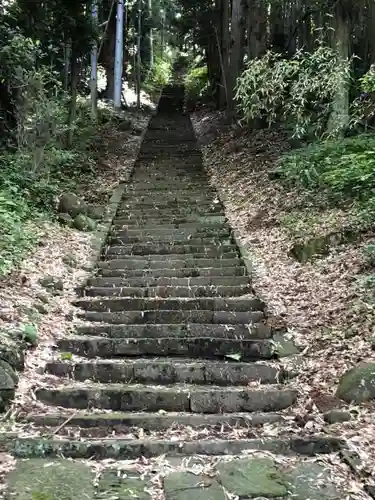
[235, 46, 351, 139]
[143, 57, 172, 96]
[185, 64, 209, 104]
[277, 134, 375, 202]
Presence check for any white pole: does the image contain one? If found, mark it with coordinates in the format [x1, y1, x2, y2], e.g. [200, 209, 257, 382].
[114, 0, 124, 109]
[137, 0, 142, 109]
[91, 1, 98, 119]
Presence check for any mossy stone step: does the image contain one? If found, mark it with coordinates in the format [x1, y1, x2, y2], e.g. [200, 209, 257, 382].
[78, 309, 265, 325]
[129, 183, 211, 191]
[110, 236, 232, 246]
[75, 322, 272, 339]
[23, 410, 285, 430]
[57, 335, 276, 360]
[6, 459, 95, 500]
[119, 201, 221, 210]
[83, 284, 251, 298]
[86, 275, 250, 288]
[116, 208, 225, 218]
[113, 218, 227, 228]
[73, 297, 265, 313]
[35, 384, 297, 412]
[5, 436, 343, 460]
[103, 250, 239, 262]
[46, 357, 283, 384]
[104, 243, 237, 258]
[97, 257, 244, 270]
[99, 266, 247, 278]
[111, 227, 230, 239]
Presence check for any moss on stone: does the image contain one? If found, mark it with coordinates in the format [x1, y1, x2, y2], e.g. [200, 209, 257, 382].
[6, 458, 94, 500]
[337, 362, 375, 403]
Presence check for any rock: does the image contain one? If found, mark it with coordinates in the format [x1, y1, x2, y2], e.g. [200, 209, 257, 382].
[39, 276, 64, 292]
[217, 457, 288, 498]
[58, 213, 74, 226]
[288, 462, 340, 499]
[0, 334, 25, 371]
[36, 293, 49, 304]
[62, 254, 78, 268]
[337, 362, 375, 403]
[272, 332, 300, 357]
[164, 471, 224, 500]
[86, 204, 104, 220]
[118, 119, 132, 131]
[0, 359, 18, 384]
[6, 458, 95, 500]
[0, 359, 16, 410]
[34, 302, 48, 314]
[58, 192, 87, 218]
[98, 470, 149, 500]
[324, 409, 352, 424]
[73, 214, 96, 232]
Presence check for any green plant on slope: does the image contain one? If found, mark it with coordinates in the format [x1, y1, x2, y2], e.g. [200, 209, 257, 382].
[235, 46, 352, 139]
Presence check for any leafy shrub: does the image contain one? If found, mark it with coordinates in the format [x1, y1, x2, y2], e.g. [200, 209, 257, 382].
[185, 64, 209, 103]
[236, 46, 351, 139]
[143, 57, 172, 95]
[278, 134, 375, 201]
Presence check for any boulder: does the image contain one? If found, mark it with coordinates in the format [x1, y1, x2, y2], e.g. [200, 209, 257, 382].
[73, 214, 96, 232]
[58, 193, 87, 218]
[86, 205, 104, 220]
[58, 213, 74, 226]
[0, 359, 16, 411]
[337, 362, 375, 403]
[39, 276, 64, 292]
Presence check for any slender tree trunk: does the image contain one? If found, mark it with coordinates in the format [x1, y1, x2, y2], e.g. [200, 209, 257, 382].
[218, 0, 230, 107]
[228, 0, 246, 113]
[67, 51, 80, 147]
[270, 1, 285, 53]
[368, 0, 375, 66]
[328, 2, 351, 135]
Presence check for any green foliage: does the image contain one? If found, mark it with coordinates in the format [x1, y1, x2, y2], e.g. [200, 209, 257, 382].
[143, 56, 172, 95]
[185, 63, 209, 103]
[278, 135, 375, 201]
[236, 46, 352, 139]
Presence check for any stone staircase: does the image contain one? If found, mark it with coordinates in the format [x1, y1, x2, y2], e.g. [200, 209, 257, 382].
[8, 87, 344, 458]
[4, 84, 367, 500]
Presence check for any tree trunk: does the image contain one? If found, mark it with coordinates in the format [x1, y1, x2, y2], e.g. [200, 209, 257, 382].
[247, 0, 267, 59]
[327, 2, 351, 136]
[67, 51, 80, 147]
[218, 0, 230, 107]
[228, 0, 246, 113]
[368, 0, 375, 66]
[270, 1, 285, 53]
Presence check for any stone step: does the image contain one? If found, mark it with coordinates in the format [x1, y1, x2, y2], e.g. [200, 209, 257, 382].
[113, 216, 227, 227]
[103, 252, 238, 262]
[123, 189, 211, 197]
[4, 436, 342, 460]
[118, 200, 220, 210]
[116, 206, 225, 217]
[86, 275, 250, 288]
[112, 221, 228, 231]
[75, 323, 272, 339]
[46, 357, 283, 384]
[82, 284, 251, 298]
[73, 297, 265, 313]
[99, 266, 247, 278]
[77, 310, 265, 325]
[111, 227, 231, 239]
[129, 183, 209, 191]
[22, 410, 285, 430]
[35, 383, 297, 413]
[110, 235, 232, 246]
[104, 244, 237, 258]
[97, 257, 243, 271]
[57, 336, 276, 360]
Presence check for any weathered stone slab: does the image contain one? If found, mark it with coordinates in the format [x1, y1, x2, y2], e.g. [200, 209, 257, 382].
[57, 336, 275, 360]
[97, 470, 150, 500]
[100, 266, 247, 279]
[6, 458, 94, 500]
[164, 472, 225, 500]
[217, 457, 288, 497]
[190, 388, 297, 413]
[288, 462, 341, 499]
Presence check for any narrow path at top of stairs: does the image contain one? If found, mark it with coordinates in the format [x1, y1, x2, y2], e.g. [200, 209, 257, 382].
[3, 84, 370, 500]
